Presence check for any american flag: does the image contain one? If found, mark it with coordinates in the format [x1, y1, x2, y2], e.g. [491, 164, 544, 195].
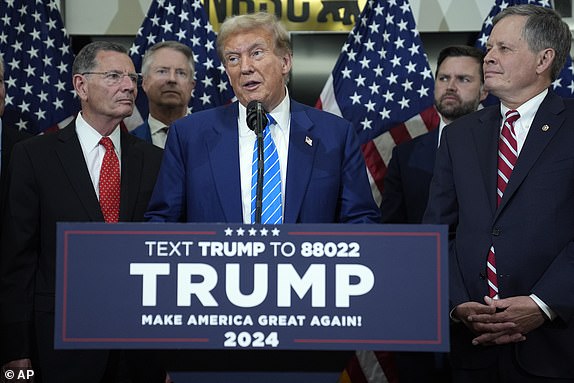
[338, 350, 399, 383]
[0, 0, 77, 134]
[318, 1, 435, 381]
[127, 0, 235, 130]
[316, 0, 439, 205]
[476, 0, 574, 105]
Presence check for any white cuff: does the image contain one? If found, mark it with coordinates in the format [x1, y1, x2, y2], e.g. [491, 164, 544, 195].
[530, 293, 557, 321]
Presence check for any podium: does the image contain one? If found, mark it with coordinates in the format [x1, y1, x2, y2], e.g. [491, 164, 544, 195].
[56, 222, 448, 379]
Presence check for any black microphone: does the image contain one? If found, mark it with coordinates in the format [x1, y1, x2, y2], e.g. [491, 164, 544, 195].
[246, 100, 268, 224]
[246, 100, 268, 134]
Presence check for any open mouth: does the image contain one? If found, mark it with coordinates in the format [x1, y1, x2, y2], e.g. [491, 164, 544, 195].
[243, 80, 261, 90]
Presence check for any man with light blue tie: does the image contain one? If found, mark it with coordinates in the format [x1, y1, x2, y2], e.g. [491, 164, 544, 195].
[145, 12, 379, 225]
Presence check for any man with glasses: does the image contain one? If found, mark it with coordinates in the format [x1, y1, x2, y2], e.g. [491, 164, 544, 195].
[132, 41, 195, 148]
[0, 41, 165, 383]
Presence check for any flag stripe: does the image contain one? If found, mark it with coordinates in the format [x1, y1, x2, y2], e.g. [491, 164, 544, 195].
[357, 350, 390, 383]
[316, 0, 438, 206]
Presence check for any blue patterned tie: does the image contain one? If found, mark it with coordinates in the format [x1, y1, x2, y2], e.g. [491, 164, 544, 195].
[251, 115, 282, 224]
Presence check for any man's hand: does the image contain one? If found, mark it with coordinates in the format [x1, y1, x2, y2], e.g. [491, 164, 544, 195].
[453, 299, 517, 337]
[3, 359, 32, 369]
[467, 295, 545, 346]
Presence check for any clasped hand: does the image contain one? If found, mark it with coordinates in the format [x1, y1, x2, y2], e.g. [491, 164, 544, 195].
[453, 295, 545, 346]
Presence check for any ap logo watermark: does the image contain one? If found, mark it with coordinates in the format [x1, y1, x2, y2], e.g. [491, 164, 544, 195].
[2, 367, 34, 383]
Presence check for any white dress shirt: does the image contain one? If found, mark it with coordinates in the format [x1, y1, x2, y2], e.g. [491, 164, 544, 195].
[499, 88, 556, 320]
[239, 89, 291, 224]
[148, 115, 169, 149]
[75, 112, 122, 200]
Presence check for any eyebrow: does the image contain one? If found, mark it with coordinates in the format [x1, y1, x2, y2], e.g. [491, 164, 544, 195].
[224, 41, 267, 56]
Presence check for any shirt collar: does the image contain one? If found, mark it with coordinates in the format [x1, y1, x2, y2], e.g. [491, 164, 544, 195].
[500, 88, 548, 124]
[76, 112, 121, 153]
[148, 115, 168, 135]
[238, 87, 291, 136]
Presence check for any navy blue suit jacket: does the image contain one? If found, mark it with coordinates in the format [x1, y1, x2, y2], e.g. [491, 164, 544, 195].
[424, 91, 574, 378]
[146, 100, 380, 223]
[131, 120, 153, 144]
[380, 128, 438, 223]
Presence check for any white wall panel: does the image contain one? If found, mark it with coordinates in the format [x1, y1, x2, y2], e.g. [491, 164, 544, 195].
[64, 0, 494, 35]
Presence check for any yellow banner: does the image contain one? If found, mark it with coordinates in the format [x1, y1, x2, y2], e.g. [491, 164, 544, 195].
[203, 0, 367, 32]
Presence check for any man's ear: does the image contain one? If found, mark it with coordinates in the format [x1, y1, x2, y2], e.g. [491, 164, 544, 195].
[73, 74, 88, 101]
[536, 48, 555, 76]
[479, 85, 488, 103]
[281, 53, 292, 76]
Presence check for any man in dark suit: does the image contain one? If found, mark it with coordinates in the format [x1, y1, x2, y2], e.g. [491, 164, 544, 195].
[424, 5, 574, 382]
[131, 41, 195, 148]
[381, 45, 487, 224]
[0, 41, 165, 383]
[380, 45, 487, 383]
[146, 12, 379, 224]
[0, 55, 31, 235]
[381, 45, 488, 383]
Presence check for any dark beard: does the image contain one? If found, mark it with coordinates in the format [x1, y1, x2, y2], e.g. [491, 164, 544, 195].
[435, 100, 479, 122]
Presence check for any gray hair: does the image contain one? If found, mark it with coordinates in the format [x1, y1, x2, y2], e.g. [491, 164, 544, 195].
[72, 41, 129, 75]
[141, 41, 195, 78]
[493, 4, 572, 81]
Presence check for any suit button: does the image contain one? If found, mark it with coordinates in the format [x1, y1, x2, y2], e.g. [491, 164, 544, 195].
[492, 227, 500, 236]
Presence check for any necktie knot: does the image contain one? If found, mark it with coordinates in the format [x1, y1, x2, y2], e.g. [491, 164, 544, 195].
[100, 136, 114, 151]
[266, 114, 276, 127]
[504, 110, 520, 132]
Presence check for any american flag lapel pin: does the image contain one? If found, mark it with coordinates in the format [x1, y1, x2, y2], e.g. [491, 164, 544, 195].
[305, 136, 313, 146]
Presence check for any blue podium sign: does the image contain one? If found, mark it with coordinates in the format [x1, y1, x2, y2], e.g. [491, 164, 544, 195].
[55, 223, 448, 351]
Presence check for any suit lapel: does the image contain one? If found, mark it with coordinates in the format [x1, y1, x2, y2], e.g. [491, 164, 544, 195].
[496, 93, 565, 216]
[56, 123, 104, 221]
[284, 102, 317, 223]
[207, 103, 243, 222]
[473, 107, 501, 215]
[119, 132, 143, 221]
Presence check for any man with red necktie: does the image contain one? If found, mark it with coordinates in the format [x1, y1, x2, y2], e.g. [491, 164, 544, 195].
[0, 41, 165, 383]
[424, 5, 574, 382]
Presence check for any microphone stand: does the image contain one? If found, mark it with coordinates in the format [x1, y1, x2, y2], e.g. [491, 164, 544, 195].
[255, 103, 265, 224]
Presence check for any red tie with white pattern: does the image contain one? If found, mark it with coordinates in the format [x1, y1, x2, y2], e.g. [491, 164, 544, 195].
[487, 109, 520, 298]
[99, 137, 120, 223]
